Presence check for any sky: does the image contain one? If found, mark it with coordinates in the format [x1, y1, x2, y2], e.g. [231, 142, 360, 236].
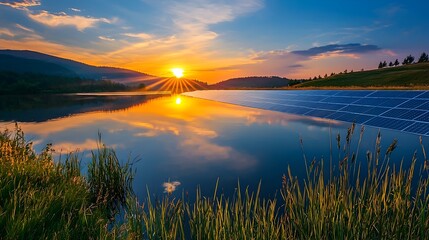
[0, 0, 428, 83]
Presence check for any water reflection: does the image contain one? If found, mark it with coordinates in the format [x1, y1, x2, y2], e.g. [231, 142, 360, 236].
[0, 95, 427, 200]
[0, 93, 166, 122]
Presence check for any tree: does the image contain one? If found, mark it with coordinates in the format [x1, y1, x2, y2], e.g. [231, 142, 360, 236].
[389, 61, 393, 67]
[330, 72, 335, 76]
[382, 61, 387, 68]
[418, 52, 429, 63]
[324, 73, 328, 78]
[394, 59, 399, 66]
[344, 69, 348, 74]
[403, 55, 415, 65]
[378, 61, 383, 69]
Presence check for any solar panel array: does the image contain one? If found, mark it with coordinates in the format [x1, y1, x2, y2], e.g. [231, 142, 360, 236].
[182, 90, 429, 136]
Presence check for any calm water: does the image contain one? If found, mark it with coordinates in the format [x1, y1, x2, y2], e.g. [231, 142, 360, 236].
[1, 93, 428, 200]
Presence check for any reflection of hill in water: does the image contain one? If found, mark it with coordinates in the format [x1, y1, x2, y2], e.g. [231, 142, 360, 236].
[0, 94, 165, 122]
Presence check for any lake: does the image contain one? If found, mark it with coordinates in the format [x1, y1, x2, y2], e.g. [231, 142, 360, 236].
[1, 91, 427, 200]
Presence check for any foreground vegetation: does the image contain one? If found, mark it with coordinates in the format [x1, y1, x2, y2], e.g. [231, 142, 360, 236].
[1, 125, 429, 239]
[296, 62, 429, 88]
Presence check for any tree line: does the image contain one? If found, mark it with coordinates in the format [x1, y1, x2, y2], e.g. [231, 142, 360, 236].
[378, 52, 428, 69]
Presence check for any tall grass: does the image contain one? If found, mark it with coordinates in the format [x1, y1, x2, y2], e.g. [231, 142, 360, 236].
[1, 124, 429, 239]
[0, 125, 133, 239]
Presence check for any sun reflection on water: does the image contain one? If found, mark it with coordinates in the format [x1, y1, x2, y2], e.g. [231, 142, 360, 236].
[175, 96, 182, 105]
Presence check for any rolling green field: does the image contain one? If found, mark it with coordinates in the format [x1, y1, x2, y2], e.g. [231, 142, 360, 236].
[296, 62, 429, 88]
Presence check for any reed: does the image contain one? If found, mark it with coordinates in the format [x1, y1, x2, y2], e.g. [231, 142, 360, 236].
[0, 125, 133, 239]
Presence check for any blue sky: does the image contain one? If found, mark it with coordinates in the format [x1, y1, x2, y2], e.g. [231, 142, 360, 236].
[0, 0, 428, 82]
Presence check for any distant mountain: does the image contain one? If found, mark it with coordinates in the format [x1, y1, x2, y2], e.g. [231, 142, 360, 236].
[0, 54, 77, 77]
[212, 76, 289, 89]
[0, 49, 153, 82]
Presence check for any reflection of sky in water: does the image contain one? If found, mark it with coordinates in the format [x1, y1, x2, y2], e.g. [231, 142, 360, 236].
[1, 95, 428, 200]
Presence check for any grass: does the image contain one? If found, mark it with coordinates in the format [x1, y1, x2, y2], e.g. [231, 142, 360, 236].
[0, 124, 134, 239]
[296, 62, 429, 88]
[1, 124, 429, 239]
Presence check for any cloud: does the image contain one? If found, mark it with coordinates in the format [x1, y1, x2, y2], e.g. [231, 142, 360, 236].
[15, 24, 34, 32]
[122, 32, 153, 40]
[28, 10, 113, 31]
[0, 0, 40, 9]
[169, 0, 263, 42]
[69, 8, 81, 12]
[288, 64, 304, 68]
[291, 43, 381, 57]
[188, 126, 218, 138]
[0, 28, 15, 37]
[99, 36, 115, 41]
[250, 44, 382, 63]
[52, 139, 100, 152]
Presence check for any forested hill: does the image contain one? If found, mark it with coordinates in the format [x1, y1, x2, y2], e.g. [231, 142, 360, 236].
[0, 54, 76, 77]
[212, 76, 289, 89]
[0, 49, 153, 81]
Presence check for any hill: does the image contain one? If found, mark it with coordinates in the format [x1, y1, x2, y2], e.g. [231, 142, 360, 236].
[0, 49, 153, 82]
[212, 76, 289, 89]
[0, 54, 77, 77]
[296, 63, 429, 88]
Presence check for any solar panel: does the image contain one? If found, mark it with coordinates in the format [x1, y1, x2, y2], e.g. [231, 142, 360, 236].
[415, 112, 429, 123]
[404, 122, 429, 135]
[321, 97, 359, 104]
[182, 90, 429, 136]
[416, 92, 429, 99]
[364, 107, 390, 115]
[381, 109, 409, 118]
[304, 109, 336, 118]
[353, 98, 386, 106]
[399, 109, 426, 120]
[398, 99, 427, 108]
[340, 105, 373, 113]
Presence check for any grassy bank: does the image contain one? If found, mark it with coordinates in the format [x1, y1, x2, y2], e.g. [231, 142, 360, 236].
[0, 126, 134, 239]
[296, 62, 429, 88]
[1, 125, 429, 239]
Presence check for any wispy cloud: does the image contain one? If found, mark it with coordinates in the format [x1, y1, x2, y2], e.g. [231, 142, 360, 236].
[0, 28, 15, 37]
[69, 8, 81, 12]
[169, 0, 263, 44]
[28, 10, 113, 31]
[99, 36, 115, 41]
[292, 43, 381, 57]
[15, 24, 34, 32]
[122, 32, 153, 40]
[0, 0, 40, 9]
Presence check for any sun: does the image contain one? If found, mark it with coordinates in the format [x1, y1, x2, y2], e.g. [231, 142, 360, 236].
[171, 68, 184, 78]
